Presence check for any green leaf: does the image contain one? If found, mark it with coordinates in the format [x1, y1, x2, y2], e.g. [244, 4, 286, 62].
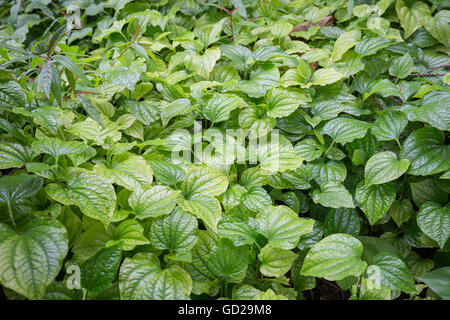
[128, 185, 181, 219]
[93, 154, 153, 191]
[301, 234, 367, 281]
[395, 0, 431, 39]
[52, 54, 89, 83]
[400, 127, 450, 176]
[146, 265, 192, 300]
[410, 178, 448, 207]
[322, 117, 372, 144]
[238, 63, 280, 98]
[119, 253, 161, 300]
[355, 181, 396, 225]
[354, 37, 392, 57]
[217, 214, 259, 246]
[0, 174, 43, 204]
[258, 244, 297, 277]
[372, 111, 408, 142]
[32, 137, 87, 160]
[367, 252, 416, 294]
[312, 68, 345, 86]
[417, 267, 450, 300]
[80, 242, 122, 295]
[180, 193, 222, 233]
[159, 98, 193, 126]
[0, 218, 68, 299]
[331, 30, 361, 61]
[208, 238, 248, 283]
[107, 219, 149, 251]
[256, 205, 314, 249]
[220, 44, 252, 71]
[39, 59, 52, 99]
[0, 142, 35, 169]
[416, 202, 450, 249]
[312, 182, 355, 208]
[364, 151, 410, 186]
[323, 208, 361, 237]
[46, 171, 116, 227]
[185, 47, 221, 79]
[203, 93, 246, 123]
[150, 208, 198, 252]
[181, 164, 228, 197]
[0, 81, 25, 108]
[266, 88, 308, 118]
[389, 54, 414, 79]
[103, 57, 146, 91]
[391, 199, 414, 227]
[148, 160, 185, 186]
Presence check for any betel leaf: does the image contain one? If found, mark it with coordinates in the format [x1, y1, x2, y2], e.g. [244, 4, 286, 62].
[389, 54, 414, 79]
[0, 80, 26, 108]
[395, 0, 431, 39]
[0, 218, 68, 299]
[93, 154, 153, 191]
[1, 0, 450, 301]
[400, 127, 450, 176]
[416, 202, 450, 249]
[149, 208, 198, 252]
[258, 244, 297, 277]
[217, 214, 259, 246]
[364, 151, 410, 186]
[256, 205, 314, 249]
[185, 47, 221, 80]
[202, 93, 246, 123]
[301, 234, 367, 281]
[0, 174, 43, 204]
[417, 267, 450, 300]
[312, 182, 355, 208]
[128, 185, 181, 219]
[367, 252, 416, 294]
[107, 219, 149, 251]
[372, 111, 408, 142]
[322, 118, 372, 144]
[80, 242, 122, 295]
[32, 137, 87, 160]
[208, 238, 248, 284]
[46, 171, 116, 227]
[323, 208, 361, 237]
[355, 181, 396, 225]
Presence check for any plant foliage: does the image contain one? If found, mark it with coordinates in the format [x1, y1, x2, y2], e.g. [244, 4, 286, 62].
[0, 0, 449, 301]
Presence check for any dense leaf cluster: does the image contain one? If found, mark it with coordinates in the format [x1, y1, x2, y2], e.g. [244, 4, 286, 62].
[0, 0, 448, 300]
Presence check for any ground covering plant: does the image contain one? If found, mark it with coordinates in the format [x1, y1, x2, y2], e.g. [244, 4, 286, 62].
[0, 0, 449, 301]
